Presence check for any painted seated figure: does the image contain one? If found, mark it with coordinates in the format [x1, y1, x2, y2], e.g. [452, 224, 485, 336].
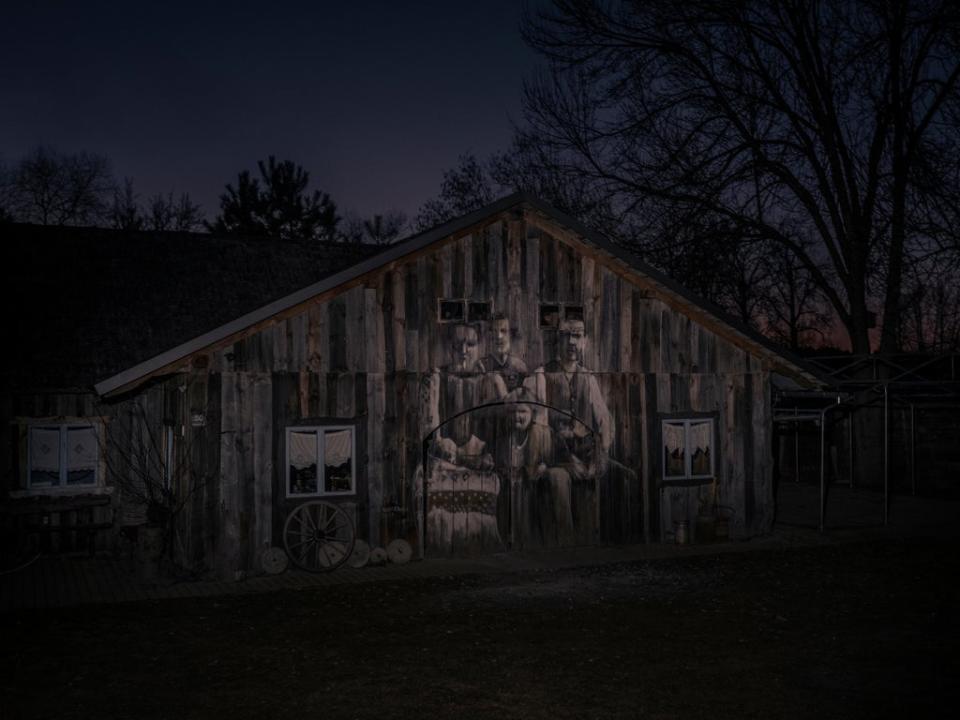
[529, 317, 613, 478]
[424, 322, 507, 469]
[524, 318, 614, 546]
[419, 322, 507, 554]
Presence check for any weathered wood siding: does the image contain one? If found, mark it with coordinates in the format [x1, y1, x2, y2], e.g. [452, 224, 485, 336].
[3, 207, 775, 577]
[185, 209, 773, 572]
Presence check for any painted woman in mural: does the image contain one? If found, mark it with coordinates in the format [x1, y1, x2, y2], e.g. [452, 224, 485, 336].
[424, 322, 506, 467]
[420, 321, 506, 554]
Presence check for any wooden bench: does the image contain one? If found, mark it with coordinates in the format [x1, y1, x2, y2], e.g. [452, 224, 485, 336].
[0, 494, 115, 556]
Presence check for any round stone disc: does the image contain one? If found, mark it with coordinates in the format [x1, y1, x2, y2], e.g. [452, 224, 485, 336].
[348, 539, 371, 568]
[369, 547, 388, 566]
[261, 547, 288, 575]
[386, 539, 412, 565]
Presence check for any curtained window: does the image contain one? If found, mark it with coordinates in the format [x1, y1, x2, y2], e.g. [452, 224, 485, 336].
[286, 426, 355, 497]
[29, 424, 99, 489]
[662, 419, 714, 480]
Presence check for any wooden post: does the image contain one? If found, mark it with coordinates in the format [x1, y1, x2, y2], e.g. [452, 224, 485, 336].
[910, 403, 916, 496]
[883, 384, 890, 526]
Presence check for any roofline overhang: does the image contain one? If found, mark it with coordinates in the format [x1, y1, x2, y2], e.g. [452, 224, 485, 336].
[95, 192, 828, 397]
[94, 195, 527, 397]
[516, 196, 832, 389]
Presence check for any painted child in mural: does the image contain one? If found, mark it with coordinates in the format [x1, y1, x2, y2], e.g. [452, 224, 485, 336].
[495, 386, 581, 548]
[527, 317, 613, 545]
[481, 313, 528, 393]
[420, 322, 507, 553]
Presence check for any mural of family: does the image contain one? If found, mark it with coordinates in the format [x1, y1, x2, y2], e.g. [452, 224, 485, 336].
[419, 310, 615, 552]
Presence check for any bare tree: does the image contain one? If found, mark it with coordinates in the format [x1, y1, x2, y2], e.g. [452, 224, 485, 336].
[110, 178, 145, 231]
[415, 154, 497, 230]
[339, 210, 408, 244]
[102, 390, 213, 572]
[0, 158, 14, 222]
[899, 258, 960, 352]
[763, 244, 833, 351]
[520, 0, 960, 354]
[147, 191, 204, 232]
[10, 145, 114, 226]
[362, 211, 408, 245]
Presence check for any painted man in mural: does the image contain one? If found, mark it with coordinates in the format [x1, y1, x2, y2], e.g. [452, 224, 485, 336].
[523, 317, 613, 545]
[481, 313, 528, 393]
[531, 317, 613, 470]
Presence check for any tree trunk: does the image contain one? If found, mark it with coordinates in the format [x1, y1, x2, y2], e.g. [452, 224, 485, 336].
[846, 291, 872, 355]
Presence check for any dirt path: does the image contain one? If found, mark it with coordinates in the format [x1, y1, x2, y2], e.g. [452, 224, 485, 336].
[3, 536, 957, 719]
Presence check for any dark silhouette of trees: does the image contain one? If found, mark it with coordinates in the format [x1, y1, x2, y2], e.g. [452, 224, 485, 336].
[415, 154, 497, 230]
[763, 244, 833, 351]
[361, 211, 407, 245]
[110, 178, 144, 231]
[0, 159, 14, 223]
[519, 0, 960, 354]
[899, 259, 960, 352]
[110, 179, 205, 232]
[7, 146, 114, 226]
[209, 156, 340, 242]
[147, 191, 204, 232]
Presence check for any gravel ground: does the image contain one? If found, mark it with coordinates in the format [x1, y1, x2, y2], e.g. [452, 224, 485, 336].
[3, 536, 958, 720]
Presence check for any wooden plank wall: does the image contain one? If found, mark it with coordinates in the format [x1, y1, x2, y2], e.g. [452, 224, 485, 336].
[193, 209, 772, 572]
[2, 377, 225, 570]
[3, 207, 775, 577]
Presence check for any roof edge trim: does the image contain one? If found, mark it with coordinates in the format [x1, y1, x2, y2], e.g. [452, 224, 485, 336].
[94, 193, 529, 396]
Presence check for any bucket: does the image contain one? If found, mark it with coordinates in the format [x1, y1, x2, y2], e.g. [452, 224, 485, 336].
[714, 505, 735, 541]
[675, 521, 689, 545]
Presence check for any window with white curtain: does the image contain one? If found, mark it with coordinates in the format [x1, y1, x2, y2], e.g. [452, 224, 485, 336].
[662, 418, 714, 480]
[286, 426, 355, 497]
[28, 424, 99, 489]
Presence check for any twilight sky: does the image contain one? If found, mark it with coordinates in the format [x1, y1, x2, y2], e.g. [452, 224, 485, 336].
[1, 1, 540, 224]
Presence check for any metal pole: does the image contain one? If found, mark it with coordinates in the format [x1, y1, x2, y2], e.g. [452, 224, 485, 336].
[848, 412, 854, 488]
[883, 384, 890, 526]
[910, 404, 916, 496]
[819, 407, 827, 532]
[420, 436, 430, 560]
[794, 406, 800, 483]
[819, 397, 843, 533]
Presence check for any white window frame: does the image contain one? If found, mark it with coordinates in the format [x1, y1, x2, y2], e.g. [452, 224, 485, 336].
[661, 418, 715, 481]
[285, 425, 356, 498]
[26, 422, 102, 492]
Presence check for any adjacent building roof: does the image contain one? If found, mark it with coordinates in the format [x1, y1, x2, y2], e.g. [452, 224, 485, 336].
[2, 223, 383, 392]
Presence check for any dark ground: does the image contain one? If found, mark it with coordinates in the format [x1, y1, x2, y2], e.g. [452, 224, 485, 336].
[2, 536, 958, 719]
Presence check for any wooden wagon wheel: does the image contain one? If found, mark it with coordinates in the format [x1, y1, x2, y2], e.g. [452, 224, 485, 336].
[282, 501, 355, 572]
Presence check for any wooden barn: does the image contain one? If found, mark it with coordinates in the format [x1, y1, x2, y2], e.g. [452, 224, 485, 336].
[2, 195, 824, 579]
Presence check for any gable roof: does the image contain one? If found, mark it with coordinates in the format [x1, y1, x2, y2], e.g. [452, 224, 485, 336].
[516, 196, 834, 388]
[2, 223, 382, 393]
[54, 194, 826, 397]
